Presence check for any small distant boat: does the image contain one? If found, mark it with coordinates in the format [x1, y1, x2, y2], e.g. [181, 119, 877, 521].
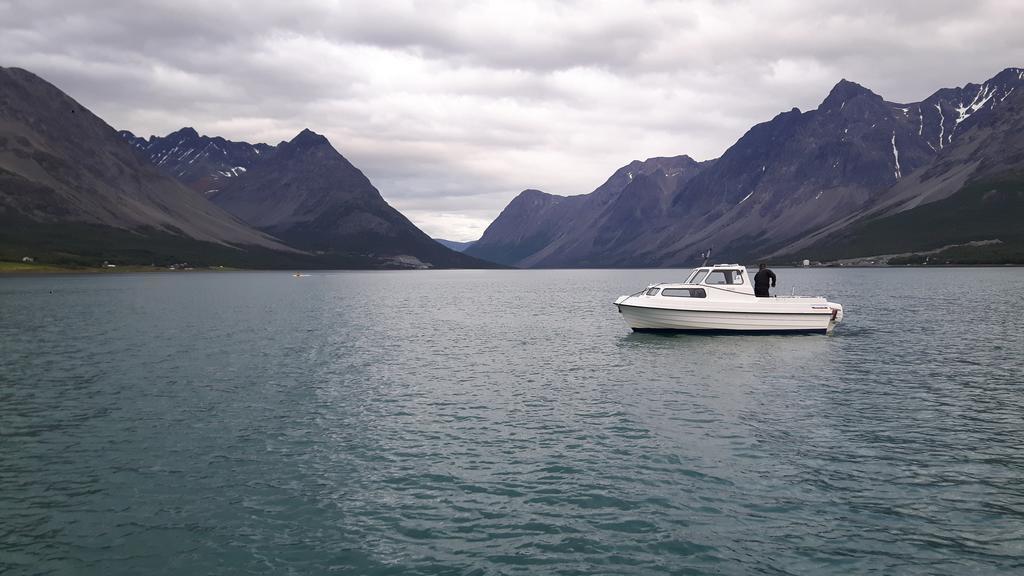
[614, 264, 843, 334]
[293, 272, 310, 277]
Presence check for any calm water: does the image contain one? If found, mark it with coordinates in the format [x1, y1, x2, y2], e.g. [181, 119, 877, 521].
[1, 268, 1022, 575]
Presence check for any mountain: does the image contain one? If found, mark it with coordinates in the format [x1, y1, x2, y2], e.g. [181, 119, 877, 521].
[119, 127, 271, 196]
[643, 79, 940, 265]
[466, 156, 705, 266]
[525, 156, 708, 267]
[0, 66, 299, 267]
[204, 129, 494, 268]
[774, 68, 1024, 264]
[470, 68, 1024, 267]
[434, 238, 475, 252]
[122, 126, 499, 268]
[465, 188, 573, 266]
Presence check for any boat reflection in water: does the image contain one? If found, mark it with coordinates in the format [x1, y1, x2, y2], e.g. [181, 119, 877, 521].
[614, 264, 843, 334]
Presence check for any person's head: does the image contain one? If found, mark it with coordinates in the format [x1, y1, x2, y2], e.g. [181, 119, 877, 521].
[759, 263, 766, 270]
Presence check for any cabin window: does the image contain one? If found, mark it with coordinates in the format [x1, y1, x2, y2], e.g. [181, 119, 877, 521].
[705, 270, 743, 285]
[646, 287, 660, 296]
[689, 269, 710, 284]
[661, 288, 707, 298]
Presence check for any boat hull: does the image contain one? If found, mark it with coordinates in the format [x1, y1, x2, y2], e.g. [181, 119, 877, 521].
[616, 302, 836, 334]
[631, 326, 828, 335]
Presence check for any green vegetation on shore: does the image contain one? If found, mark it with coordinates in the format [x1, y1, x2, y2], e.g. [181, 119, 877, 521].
[0, 260, 245, 274]
[797, 176, 1024, 265]
[0, 260, 76, 273]
[0, 217, 406, 270]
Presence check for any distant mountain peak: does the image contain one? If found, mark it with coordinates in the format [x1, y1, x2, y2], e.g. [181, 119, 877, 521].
[518, 188, 554, 197]
[663, 154, 695, 163]
[434, 238, 477, 252]
[821, 79, 879, 110]
[989, 66, 1024, 83]
[289, 128, 330, 148]
[512, 188, 565, 205]
[170, 126, 200, 139]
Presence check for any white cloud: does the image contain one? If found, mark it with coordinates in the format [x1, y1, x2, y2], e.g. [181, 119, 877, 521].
[2, 0, 1023, 241]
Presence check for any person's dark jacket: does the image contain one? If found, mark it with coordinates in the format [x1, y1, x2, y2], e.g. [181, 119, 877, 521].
[754, 268, 776, 297]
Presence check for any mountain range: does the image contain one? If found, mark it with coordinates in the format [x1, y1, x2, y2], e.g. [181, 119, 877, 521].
[3, 64, 1022, 270]
[120, 127, 271, 197]
[0, 66, 493, 269]
[467, 67, 1024, 267]
[122, 126, 483, 268]
[433, 239, 476, 252]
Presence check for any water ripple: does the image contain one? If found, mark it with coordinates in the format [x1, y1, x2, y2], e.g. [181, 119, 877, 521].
[1, 269, 1023, 575]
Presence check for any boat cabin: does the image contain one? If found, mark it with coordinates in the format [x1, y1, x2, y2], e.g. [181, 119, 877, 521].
[642, 264, 755, 298]
[683, 265, 748, 287]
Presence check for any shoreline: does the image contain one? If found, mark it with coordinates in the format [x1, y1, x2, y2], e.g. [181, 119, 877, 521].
[0, 263, 242, 276]
[2, 262, 1022, 277]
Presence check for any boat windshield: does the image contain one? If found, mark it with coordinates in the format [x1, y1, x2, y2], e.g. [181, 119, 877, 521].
[686, 268, 710, 284]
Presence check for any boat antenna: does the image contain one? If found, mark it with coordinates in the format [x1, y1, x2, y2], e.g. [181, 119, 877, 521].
[700, 248, 712, 266]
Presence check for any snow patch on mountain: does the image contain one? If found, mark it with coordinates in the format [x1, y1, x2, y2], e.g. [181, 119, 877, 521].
[891, 132, 901, 180]
[954, 84, 995, 128]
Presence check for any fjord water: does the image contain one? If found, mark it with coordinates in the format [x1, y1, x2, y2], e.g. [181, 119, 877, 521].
[2, 268, 1022, 575]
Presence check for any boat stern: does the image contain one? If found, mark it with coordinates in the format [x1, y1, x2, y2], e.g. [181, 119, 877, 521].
[827, 302, 844, 332]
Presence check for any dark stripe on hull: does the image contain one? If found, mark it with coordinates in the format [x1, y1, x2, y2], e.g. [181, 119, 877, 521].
[632, 327, 829, 335]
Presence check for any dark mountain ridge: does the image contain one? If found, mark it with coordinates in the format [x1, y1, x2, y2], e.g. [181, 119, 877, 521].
[465, 155, 705, 266]
[130, 127, 495, 268]
[469, 67, 1024, 267]
[774, 74, 1024, 264]
[120, 127, 272, 196]
[434, 238, 475, 252]
[0, 66, 301, 266]
[0, 66, 495, 269]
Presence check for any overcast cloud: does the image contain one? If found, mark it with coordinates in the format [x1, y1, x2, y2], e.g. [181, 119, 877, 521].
[2, 0, 1023, 240]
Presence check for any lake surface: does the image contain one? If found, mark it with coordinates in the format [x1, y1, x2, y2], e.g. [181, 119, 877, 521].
[2, 268, 1022, 575]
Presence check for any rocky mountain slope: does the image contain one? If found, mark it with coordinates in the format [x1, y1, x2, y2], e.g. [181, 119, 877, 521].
[121, 125, 496, 268]
[0, 66, 298, 266]
[434, 239, 475, 252]
[775, 70, 1024, 264]
[465, 188, 573, 266]
[466, 156, 705, 266]
[120, 127, 271, 196]
[199, 129, 492, 268]
[470, 68, 1024, 267]
[1, 66, 493, 269]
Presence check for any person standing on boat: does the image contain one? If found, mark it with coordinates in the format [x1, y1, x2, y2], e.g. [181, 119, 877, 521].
[754, 263, 776, 297]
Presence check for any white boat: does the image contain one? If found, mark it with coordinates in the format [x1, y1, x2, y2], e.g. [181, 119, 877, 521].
[614, 264, 843, 334]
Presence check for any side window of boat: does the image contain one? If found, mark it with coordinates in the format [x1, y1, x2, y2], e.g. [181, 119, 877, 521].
[662, 288, 707, 298]
[646, 288, 660, 296]
[706, 271, 727, 284]
[706, 270, 743, 285]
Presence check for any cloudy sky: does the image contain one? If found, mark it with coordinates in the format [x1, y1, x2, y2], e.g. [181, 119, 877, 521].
[3, 0, 1022, 240]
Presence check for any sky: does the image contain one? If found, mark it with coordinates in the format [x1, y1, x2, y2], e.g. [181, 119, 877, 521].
[2, 1, 1023, 241]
